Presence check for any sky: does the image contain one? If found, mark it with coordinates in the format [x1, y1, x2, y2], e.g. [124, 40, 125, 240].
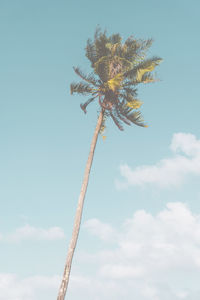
[1, 0, 200, 299]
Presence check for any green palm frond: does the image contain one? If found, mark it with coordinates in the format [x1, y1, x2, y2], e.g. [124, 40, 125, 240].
[122, 79, 140, 87]
[123, 87, 138, 96]
[85, 38, 97, 66]
[105, 42, 120, 54]
[118, 103, 147, 127]
[126, 110, 147, 127]
[119, 92, 134, 102]
[110, 111, 124, 131]
[73, 67, 99, 87]
[123, 38, 142, 62]
[123, 74, 157, 87]
[114, 56, 132, 72]
[139, 38, 153, 53]
[127, 110, 147, 127]
[107, 73, 123, 92]
[135, 58, 162, 82]
[80, 96, 97, 113]
[124, 57, 162, 81]
[94, 30, 110, 62]
[119, 92, 143, 109]
[124, 36, 139, 52]
[94, 56, 110, 82]
[115, 108, 131, 126]
[126, 99, 143, 109]
[141, 72, 157, 84]
[118, 102, 132, 115]
[94, 25, 102, 41]
[70, 82, 94, 95]
[105, 42, 126, 58]
[109, 33, 122, 44]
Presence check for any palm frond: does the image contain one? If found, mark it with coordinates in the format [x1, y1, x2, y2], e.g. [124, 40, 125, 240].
[117, 103, 147, 127]
[85, 38, 97, 66]
[115, 108, 131, 126]
[124, 38, 153, 63]
[119, 92, 135, 102]
[123, 87, 138, 96]
[113, 56, 132, 73]
[109, 33, 122, 44]
[94, 56, 110, 82]
[139, 39, 153, 52]
[73, 67, 99, 87]
[80, 96, 97, 113]
[94, 25, 102, 41]
[124, 56, 162, 81]
[122, 79, 140, 87]
[122, 73, 157, 87]
[127, 111, 147, 127]
[107, 73, 123, 92]
[141, 72, 158, 84]
[124, 109, 147, 127]
[105, 42, 124, 58]
[126, 99, 143, 109]
[70, 82, 94, 95]
[136, 58, 162, 82]
[119, 93, 143, 110]
[94, 30, 110, 62]
[110, 111, 124, 131]
[118, 102, 133, 115]
[124, 38, 143, 62]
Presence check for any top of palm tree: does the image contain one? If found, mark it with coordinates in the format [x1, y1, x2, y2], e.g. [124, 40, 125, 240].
[70, 27, 162, 131]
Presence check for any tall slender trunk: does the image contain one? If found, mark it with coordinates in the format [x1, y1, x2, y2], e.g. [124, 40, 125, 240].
[57, 109, 104, 300]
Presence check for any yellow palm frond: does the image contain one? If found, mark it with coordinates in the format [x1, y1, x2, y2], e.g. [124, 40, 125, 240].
[107, 73, 123, 91]
[136, 59, 162, 82]
[126, 99, 143, 109]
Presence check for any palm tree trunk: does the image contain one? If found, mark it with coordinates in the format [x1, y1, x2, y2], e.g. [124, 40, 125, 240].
[57, 109, 104, 300]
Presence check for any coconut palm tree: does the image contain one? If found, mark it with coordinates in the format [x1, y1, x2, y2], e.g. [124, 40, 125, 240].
[57, 28, 162, 300]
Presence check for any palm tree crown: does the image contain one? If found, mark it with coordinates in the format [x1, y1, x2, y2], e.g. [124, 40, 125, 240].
[71, 28, 162, 131]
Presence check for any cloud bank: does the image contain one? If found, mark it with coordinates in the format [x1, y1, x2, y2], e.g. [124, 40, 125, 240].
[117, 133, 200, 188]
[0, 224, 65, 243]
[83, 218, 116, 241]
[0, 273, 60, 300]
[78, 202, 200, 300]
[1, 203, 200, 299]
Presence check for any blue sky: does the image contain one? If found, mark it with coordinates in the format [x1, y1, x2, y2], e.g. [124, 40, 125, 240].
[1, 0, 200, 299]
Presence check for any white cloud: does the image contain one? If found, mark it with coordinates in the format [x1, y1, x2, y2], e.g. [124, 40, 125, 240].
[83, 218, 116, 241]
[99, 264, 145, 278]
[2, 203, 200, 299]
[0, 273, 60, 300]
[1, 224, 65, 243]
[116, 132, 200, 188]
[74, 202, 200, 299]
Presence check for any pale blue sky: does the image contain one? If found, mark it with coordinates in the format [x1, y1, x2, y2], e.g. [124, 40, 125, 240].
[1, 1, 200, 299]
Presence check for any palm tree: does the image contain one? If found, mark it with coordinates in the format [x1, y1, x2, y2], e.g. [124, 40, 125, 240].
[57, 27, 162, 300]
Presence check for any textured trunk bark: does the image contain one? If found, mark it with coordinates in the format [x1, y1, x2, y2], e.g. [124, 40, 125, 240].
[57, 109, 104, 300]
